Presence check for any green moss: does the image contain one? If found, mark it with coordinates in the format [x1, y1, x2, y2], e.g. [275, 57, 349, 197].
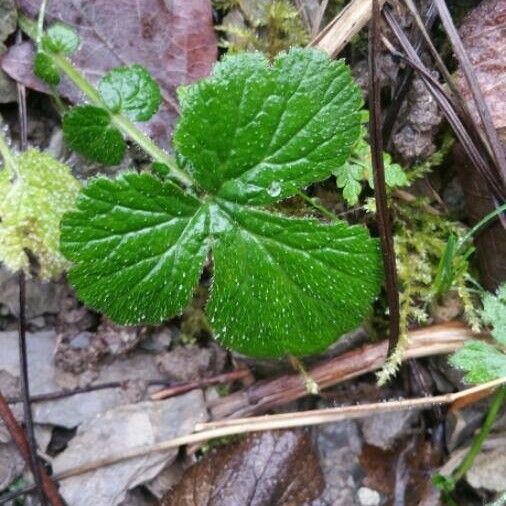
[216, 0, 309, 58]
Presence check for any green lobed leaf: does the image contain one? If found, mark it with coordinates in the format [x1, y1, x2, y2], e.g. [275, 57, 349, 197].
[61, 49, 383, 358]
[98, 64, 161, 121]
[42, 23, 80, 54]
[0, 149, 80, 279]
[62, 172, 381, 357]
[34, 51, 60, 85]
[207, 201, 382, 357]
[449, 341, 506, 384]
[481, 283, 506, 345]
[174, 48, 364, 205]
[63, 105, 125, 165]
[333, 136, 408, 205]
[60, 172, 210, 325]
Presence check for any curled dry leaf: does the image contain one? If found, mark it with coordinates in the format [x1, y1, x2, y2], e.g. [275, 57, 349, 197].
[162, 430, 325, 506]
[2, 0, 217, 145]
[455, 0, 506, 289]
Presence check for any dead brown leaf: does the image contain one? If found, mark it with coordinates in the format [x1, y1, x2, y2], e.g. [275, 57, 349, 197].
[2, 0, 217, 146]
[161, 430, 324, 506]
[454, 0, 506, 290]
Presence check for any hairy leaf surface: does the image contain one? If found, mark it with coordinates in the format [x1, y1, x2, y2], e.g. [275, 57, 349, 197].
[99, 65, 161, 121]
[61, 172, 209, 325]
[63, 105, 125, 165]
[0, 149, 80, 279]
[175, 48, 363, 205]
[61, 49, 382, 358]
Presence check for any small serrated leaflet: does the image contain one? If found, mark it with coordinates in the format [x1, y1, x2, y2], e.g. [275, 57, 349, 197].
[42, 23, 80, 54]
[98, 65, 161, 121]
[34, 52, 60, 85]
[63, 105, 125, 165]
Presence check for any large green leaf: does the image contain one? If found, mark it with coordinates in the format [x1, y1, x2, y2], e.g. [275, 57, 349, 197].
[61, 172, 210, 324]
[174, 48, 363, 205]
[61, 48, 382, 358]
[208, 201, 382, 357]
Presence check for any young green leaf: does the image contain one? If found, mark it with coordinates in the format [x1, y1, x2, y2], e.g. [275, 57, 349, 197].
[333, 136, 408, 205]
[449, 283, 506, 383]
[449, 341, 506, 384]
[42, 23, 80, 54]
[61, 48, 383, 358]
[335, 162, 363, 206]
[63, 105, 125, 165]
[61, 172, 209, 324]
[98, 65, 161, 121]
[174, 48, 364, 205]
[34, 51, 60, 85]
[481, 283, 506, 345]
[0, 149, 80, 279]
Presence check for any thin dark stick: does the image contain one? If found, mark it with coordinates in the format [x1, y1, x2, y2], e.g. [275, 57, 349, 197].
[383, 1, 437, 143]
[6, 368, 251, 404]
[368, 0, 400, 356]
[0, 393, 64, 506]
[18, 273, 47, 505]
[15, 29, 48, 501]
[433, 0, 506, 189]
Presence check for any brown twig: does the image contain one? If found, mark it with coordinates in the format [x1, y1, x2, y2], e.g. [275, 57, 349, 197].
[368, 0, 400, 356]
[14, 377, 504, 488]
[150, 368, 252, 400]
[15, 27, 48, 503]
[209, 322, 474, 419]
[0, 392, 64, 506]
[310, 0, 386, 57]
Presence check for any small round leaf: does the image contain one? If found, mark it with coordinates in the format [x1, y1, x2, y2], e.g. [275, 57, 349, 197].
[99, 64, 161, 121]
[42, 23, 80, 54]
[34, 52, 60, 85]
[63, 105, 125, 165]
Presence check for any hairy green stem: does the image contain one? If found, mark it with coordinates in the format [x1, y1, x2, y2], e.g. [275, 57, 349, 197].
[296, 190, 338, 221]
[18, 14, 192, 187]
[452, 385, 506, 482]
[36, 0, 48, 45]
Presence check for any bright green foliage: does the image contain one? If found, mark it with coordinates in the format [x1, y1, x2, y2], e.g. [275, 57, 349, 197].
[481, 283, 506, 344]
[175, 49, 363, 205]
[334, 137, 408, 206]
[42, 23, 80, 54]
[450, 341, 506, 384]
[34, 51, 60, 85]
[61, 48, 382, 358]
[99, 65, 161, 121]
[0, 149, 80, 279]
[217, 0, 309, 58]
[450, 284, 506, 383]
[63, 105, 125, 165]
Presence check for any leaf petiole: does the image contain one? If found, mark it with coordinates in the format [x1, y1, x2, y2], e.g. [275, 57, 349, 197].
[18, 14, 193, 188]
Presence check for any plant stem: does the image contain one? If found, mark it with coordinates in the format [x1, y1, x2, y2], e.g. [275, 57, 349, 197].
[36, 0, 48, 45]
[452, 385, 506, 483]
[50, 52, 192, 186]
[18, 14, 192, 187]
[296, 190, 338, 221]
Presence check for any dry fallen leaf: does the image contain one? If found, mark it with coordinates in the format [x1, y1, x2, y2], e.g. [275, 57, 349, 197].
[162, 430, 324, 506]
[455, 0, 506, 290]
[2, 0, 217, 146]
